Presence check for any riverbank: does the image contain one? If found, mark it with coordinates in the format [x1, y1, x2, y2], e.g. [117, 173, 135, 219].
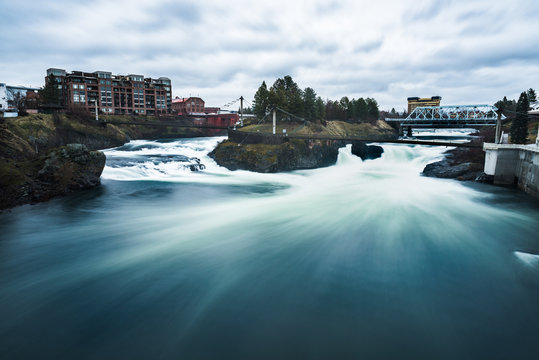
[0, 113, 215, 210]
[421, 146, 491, 182]
[421, 129, 493, 182]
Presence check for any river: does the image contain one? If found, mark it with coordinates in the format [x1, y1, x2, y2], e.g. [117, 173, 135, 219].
[1, 136, 538, 359]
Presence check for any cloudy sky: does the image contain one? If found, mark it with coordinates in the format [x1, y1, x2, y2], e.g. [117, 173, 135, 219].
[1, 0, 538, 111]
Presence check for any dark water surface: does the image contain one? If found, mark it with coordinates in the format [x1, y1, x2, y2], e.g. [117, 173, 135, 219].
[1, 137, 538, 359]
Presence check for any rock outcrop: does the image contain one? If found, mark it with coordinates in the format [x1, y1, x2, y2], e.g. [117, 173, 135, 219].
[36, 144, 106, 193]
[209, 139, 341, 173]
[1, 112, 212, 210]
[422, 147, 492, 182]
[1, 142, 106, 210]
[351, 141, 384, 160]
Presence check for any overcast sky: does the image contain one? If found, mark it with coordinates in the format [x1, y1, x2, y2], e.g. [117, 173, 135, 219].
[1, 0, 538, 111]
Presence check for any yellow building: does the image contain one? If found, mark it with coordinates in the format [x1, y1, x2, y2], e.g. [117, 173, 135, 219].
[407, 96, 441, 113]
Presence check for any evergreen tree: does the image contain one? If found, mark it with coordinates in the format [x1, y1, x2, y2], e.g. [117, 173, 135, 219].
[527, 88, 537, 103]
[510, 92, 529, 144]
[356, 98, 368, 121]
[315, 97, 325, 120]
[339, 97, 351, 121]
[303, 87, 317, 121]
[252, 81, 269, 119]
[283, 75, 304, 118]
[366, 98, 379, 122]
[39, 75, 61, 105]
[268, 85, 287, 117]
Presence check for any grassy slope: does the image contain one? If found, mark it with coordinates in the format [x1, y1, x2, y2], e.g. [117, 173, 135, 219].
[239, 120, 397, 138]
[502, 119, 538, 144]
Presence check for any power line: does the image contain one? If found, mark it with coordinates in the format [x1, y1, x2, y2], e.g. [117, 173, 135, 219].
[221, 97, 241, 109]
[236, 106, 307, 146]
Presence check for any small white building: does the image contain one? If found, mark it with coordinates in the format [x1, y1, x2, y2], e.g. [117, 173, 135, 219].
[0, 83, 7, 112]
[0, 83, 40, 117]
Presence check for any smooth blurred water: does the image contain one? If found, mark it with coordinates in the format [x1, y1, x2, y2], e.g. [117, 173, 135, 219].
[1, 136, 538, 360]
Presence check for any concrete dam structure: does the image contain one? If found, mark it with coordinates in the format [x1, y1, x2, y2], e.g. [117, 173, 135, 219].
[484, 140, 539, 199]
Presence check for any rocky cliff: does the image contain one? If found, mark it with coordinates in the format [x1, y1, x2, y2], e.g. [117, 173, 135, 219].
[1, 141, 105, 210]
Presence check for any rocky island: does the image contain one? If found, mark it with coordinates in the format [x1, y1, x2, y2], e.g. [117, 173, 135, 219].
[209, 120, 396, 172]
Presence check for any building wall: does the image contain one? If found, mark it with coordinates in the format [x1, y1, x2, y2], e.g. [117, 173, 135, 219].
[45, 68, 172, 115]
[407, 96, 442, 113]
[0, 83, 39, 113]
[172, 97, 205, 115]
[204, 107, 220, 114]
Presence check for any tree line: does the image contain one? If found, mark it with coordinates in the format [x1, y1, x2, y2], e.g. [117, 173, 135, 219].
[495, 88, 536, 144]
[252, 75, 380, 123]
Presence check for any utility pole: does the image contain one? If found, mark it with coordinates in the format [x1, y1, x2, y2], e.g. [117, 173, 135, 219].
[495, 109, 502, 143]
[273, 108, 276, 135]
[239, 96, 244, 127]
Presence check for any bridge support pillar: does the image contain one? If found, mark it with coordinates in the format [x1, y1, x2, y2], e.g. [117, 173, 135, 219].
[398, 125, 404, 137]
[407, 126, 413, 137]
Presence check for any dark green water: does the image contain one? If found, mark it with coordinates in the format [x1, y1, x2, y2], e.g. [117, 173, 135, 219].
[1, 137, 538, 359]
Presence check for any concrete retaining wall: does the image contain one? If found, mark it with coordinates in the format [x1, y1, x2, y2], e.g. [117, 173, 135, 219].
[484, 143, 539, 199]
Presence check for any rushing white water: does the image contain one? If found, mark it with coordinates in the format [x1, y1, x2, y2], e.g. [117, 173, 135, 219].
[2, 134, 538, 359]
[99, 136, 536, 269]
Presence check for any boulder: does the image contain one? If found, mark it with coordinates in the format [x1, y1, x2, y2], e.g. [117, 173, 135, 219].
[37, 144, 106, 191]
[422, 146, 491, 182]
[351, 141, 384, 160]
[1, 144, 106, 210]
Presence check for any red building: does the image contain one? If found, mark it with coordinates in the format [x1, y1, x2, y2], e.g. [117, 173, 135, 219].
[207, 113, 239, 127]
[204, 107, 220, 114]
[171, 97, 205, 115]
[191, 113, 239, 135]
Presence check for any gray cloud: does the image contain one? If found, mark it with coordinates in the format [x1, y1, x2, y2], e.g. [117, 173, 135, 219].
[0, 0, 538, 109]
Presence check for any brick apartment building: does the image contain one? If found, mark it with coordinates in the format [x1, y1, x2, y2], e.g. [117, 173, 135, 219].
[171, 97, 205, 115]
[46, 68, 172, 115]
